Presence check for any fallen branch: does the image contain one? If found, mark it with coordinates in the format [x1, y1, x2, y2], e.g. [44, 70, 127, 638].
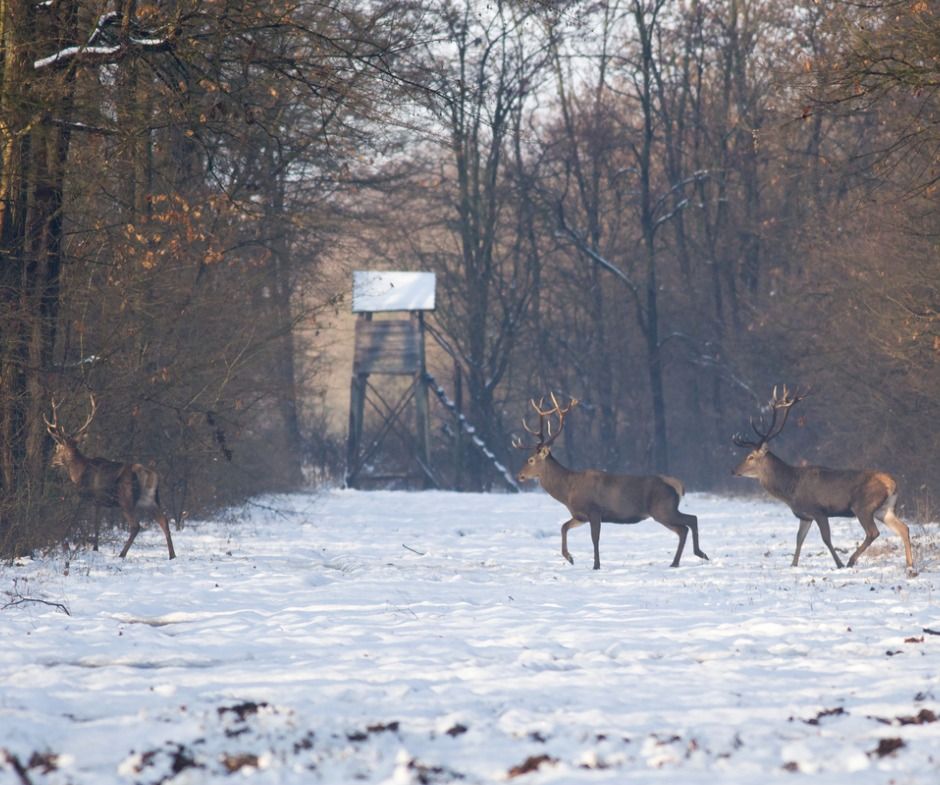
[244, 500, 312, 520]
[2, 751, 33, 785]
[1, 597, 71, 616]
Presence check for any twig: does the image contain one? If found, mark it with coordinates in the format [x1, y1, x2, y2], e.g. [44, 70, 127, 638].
[1, 597, 71, 616]
[923, 627, 940, 636]
[402, 544, 426, 556]
[244, 500, 310, 520]
[3, 751, 33, 785]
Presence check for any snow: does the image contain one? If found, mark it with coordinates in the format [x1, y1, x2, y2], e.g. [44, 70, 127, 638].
[34, 45, 122, 69]
[352, 271, 436, 312]
[1, 489, 939, 784]
[32, 11, 167, 70]
[425, 377, 518, 490]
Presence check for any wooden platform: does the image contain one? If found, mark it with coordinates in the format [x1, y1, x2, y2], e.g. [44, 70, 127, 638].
[353, 319, 421, 375]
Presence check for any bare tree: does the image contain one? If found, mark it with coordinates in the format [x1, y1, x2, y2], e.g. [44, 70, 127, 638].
[402, 0, 548, 488]
[0, 0, 425, 554]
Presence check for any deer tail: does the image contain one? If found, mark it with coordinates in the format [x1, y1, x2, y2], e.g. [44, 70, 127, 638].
[131, 463, 159, 508]
[872, 472, 897, 497]
[659, 475, 685, 498]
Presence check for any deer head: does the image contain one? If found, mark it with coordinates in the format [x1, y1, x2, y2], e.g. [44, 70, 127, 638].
[732, 385, 805, 477]
[512, 393, 578, 482]
[44, 395, 97, 470]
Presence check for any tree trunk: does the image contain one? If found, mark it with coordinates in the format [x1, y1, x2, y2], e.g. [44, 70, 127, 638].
[634, 0, 670, 473]
[0, 0, 76, 534]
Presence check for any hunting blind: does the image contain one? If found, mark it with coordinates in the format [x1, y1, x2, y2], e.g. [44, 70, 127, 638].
[345, 271, 436, 488]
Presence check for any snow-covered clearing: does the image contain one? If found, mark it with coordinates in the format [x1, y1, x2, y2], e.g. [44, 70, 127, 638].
[1, 490, 939, 784]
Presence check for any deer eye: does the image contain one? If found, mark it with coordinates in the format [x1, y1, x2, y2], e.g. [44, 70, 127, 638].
[528, 457, 534, 464]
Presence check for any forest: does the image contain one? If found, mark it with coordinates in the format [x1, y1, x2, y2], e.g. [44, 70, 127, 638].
[1, 0, 937, 555]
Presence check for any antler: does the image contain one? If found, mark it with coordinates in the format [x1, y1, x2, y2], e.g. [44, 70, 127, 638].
[73, 394, 98, 438]
[43, 398, 62, 436]
[512, 393, 578, 450]
[733, 385, 806, 449]
[43, 394, 97, 441]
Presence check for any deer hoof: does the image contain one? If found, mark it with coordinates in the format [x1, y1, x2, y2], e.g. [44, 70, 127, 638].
[696, 550, 709, 561]
[563, 552, 573, 565]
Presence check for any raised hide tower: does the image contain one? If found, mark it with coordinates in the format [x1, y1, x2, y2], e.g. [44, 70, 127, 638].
[345, 271, 436, 489]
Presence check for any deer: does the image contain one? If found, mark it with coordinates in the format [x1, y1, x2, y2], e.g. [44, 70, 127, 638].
[513, 393, 708, 570]
[732, 386, 913, 571]
[44, 395, 176, 560]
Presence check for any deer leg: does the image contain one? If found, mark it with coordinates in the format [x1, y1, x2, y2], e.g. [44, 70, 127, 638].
[155, 508, 177, 560]
[561, 518, 585, 565]
[92, 504, 101, 552]
[814, 515, 844, 568]
[792, 518, 812, 566]
[590, 517, 602, 570]
[61, 503, 82, 550]
[680, 512, 708, 560]
[118, 507, 141, 559]
[657, 522, 688, 568]
[847, 511, 879, 567]
[881, 511, 913, 570]
[877, 505, 914, 570]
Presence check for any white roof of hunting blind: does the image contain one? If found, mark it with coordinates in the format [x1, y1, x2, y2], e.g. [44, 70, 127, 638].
[352, 271, 436, 313]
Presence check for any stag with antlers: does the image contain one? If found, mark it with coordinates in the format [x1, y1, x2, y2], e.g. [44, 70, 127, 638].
[513, 394, 708, 569]
[732, 386, 913, 570]
[45, 396, 176, 560]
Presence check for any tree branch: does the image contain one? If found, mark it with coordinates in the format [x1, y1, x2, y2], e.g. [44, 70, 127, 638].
[2, 596, 71, 616]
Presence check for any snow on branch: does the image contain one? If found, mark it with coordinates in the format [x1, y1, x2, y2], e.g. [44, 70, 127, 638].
[555, 203, 641, 296]
[555, 201, 647, 329]
[425, 373, 519, 492]
[35, 45, 122, 69]
[33, 10, 172, 70]
[652, 197, 689, 231]
[651, 171, 712, 231]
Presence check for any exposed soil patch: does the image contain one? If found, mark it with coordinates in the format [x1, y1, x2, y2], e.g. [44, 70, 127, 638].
[792, 706, 847, 725]
[221, 752, 259, 773]
[870, 738, 905, 758]
[508, 754, 556, 778]
[217, 701, 269, 722]
[871, 708, 938, 726]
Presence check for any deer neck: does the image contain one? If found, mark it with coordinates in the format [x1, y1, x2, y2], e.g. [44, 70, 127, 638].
[538, 452, 576, 503]
[61, 448, 89, 486]
[757, 451, 800, 500]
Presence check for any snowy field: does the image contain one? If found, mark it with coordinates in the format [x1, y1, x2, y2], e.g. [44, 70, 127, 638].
[1, 489, 939, 785]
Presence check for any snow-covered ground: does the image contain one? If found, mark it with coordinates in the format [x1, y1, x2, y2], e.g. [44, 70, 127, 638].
[1, 490, 939, 785]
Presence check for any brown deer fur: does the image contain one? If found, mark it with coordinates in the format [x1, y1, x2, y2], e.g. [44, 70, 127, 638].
[46, 398, 176, 560]
[732, 387, 913, 571]
[514, 395, 708, 569]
